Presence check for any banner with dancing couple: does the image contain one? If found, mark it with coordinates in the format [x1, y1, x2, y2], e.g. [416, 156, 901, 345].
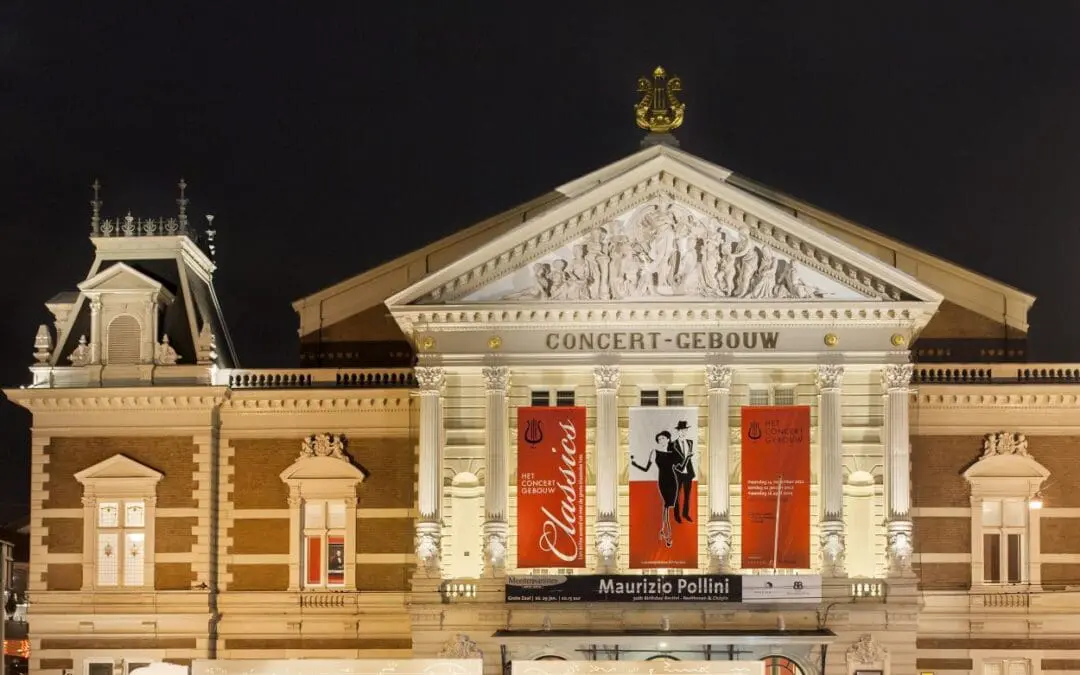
[629, 407, 699, 568]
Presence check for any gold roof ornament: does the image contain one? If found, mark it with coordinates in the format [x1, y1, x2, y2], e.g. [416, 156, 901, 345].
[635, 65, 685, 134]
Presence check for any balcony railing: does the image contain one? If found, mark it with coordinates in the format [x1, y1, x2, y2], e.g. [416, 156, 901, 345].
[218, 367, 416, 390]
[914, 363, 1080, 385]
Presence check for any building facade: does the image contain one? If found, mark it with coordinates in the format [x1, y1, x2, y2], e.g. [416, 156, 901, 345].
[7, 82, 1080, 675]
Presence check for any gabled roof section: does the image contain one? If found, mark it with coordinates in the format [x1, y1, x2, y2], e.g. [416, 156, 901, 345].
[75, 454, 164, 484]
[77, 261, 172, 299]
[387, 146, 943, 309]
[727, 174, 1036, 333]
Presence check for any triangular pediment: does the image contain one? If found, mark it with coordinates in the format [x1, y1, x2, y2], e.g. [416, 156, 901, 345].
[75, 454, 164, 483]
[78, 262, 173, 299]
[386, 147, 942, 310]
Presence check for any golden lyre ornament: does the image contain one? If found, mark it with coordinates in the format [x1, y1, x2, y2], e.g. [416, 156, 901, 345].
[635, 66, 685, 133]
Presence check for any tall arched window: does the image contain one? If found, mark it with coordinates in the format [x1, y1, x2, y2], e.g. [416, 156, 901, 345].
[106, 314, 141, 364]
[762, 656, 805, 675]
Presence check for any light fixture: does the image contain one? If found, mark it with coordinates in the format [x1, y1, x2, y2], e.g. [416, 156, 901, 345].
[1029, 493, 1044, 510]
[657, 642, 668, 650]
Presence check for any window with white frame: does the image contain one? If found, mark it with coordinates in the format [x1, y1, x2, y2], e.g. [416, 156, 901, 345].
[640, 388, 684, 407]
[749, 386, 796, 406]
[982, 658, 1030, 675]
[75, 454, 162, 591]
[95, 500, 147, 587]
[981, 499, 1027, 584]
[530, 389, 576, 407]
[302, 500, 347, 588]
[86, 659, 114, 675]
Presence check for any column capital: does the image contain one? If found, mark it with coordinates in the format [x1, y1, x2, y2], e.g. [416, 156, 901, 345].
[816, 364, 845, 391]
[881, 363, 914, 392]
[482, 365, 511, 392]
[705, 364, 734, 392]
[593, 365, 621, 391]
[415, 366, 445, 392]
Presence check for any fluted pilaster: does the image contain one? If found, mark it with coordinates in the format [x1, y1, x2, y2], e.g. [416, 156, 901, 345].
[883, 363, 914, 575]
[593, 365, 620, 570]
[816, 364, 845, 576]
[482, 365, 510, 571]
[414, 366, 445, 571]
[705, 364, 733, 572]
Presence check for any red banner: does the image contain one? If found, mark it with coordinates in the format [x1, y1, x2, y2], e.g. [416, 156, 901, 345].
[741, 406, 811, 569]
[629, 407, 699, 569]
[517, 406, 587, 568]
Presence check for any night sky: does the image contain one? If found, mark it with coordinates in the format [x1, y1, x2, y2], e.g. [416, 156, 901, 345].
[2, 2, 1080, 522]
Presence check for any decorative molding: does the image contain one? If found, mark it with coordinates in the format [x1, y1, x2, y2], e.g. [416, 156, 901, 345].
[298, 433, 348, 461]
[593, 365, 621, 391]
[882, 363, 914, 391]
[437, 633, 482, 659]
[481, 365, 510, 392]
[981, 431, 1030, 459]
[413, 177, 905, 305]
[816, 364, 844, 391]
[845, 634, 888, 665]
[819, 521, 846, 577]
[916, 392, 1080, 408]
[705, 364, 733, 391]
[415, 366, 446, 392]
[887, 521, 914, 575]
[223, 396, 411, 413]
[706, 520, 732, 571]
[154, 335, 180, 366]
[7, 390, 228, 411]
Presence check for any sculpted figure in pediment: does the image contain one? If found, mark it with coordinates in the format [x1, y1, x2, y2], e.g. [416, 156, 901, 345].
[487, 199, 833, 303]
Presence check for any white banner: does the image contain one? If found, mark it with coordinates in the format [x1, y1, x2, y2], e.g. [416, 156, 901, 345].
[514, 663, 763, 675]
[742, 574, 822, 603]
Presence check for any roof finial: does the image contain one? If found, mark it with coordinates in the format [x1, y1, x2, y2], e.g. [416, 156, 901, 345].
[90, 179, 102, 235]
[635, 65, 684, 147]
[177, 178, 189, 234]
[205, 214, 217, 263]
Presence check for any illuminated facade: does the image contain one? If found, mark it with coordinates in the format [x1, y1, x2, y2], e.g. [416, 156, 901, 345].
[8, 75, 1080, 675]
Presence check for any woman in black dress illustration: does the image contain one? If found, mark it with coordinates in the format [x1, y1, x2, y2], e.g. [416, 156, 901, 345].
[631, 430, 678, 548]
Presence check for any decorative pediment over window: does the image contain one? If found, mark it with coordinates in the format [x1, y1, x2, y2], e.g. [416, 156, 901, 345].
[74, 454, 164, 497]
[964, 432, 1049, 498]
[77, 262, 173, 297]
[280, 433, 367, 499]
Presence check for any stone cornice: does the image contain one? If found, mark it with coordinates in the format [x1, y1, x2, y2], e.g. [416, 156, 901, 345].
[916, 389, 1080, 409]
[3, 386, 230, 411]
[223, 392, 412, 413]
[394, 301, 937, 334]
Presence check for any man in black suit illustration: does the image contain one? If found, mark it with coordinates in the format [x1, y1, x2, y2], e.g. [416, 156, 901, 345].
[669, 420, 695, 522]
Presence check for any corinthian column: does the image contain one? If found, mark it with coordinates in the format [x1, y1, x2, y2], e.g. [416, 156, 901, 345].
[593, 365, 620, 571]
[705, 364, 734, 571]
[482, 365, 510, 572]
[414, 366, 445, 572]
[816, 364, 846, 576]
[883, 363, 915, 576]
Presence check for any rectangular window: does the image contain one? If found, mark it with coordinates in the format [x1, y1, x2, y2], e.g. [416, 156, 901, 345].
[125, 663, 152, 675]
[303, 500, 346, 588]
[96, 499, 145, 587]
[530, 390, 551, 407]
[982, 660, 1029, 675]
[981, 499, 1026, 584]
[555, 390, 576, 407]
[749, 388, 770, 406]
[774, 387, 796, 406]
[87, 661, 114, 675]
[640, 390, 660, 407]
[664, 390, 684, 407]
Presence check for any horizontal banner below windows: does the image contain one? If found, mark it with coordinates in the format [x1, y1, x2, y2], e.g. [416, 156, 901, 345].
[506, 574, 821, 603]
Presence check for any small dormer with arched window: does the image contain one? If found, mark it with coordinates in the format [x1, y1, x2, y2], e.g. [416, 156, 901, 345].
[76, 262, 175, 367]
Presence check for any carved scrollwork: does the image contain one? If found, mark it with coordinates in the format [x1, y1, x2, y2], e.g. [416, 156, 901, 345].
[415, 366, 445, 392]
[437, 633, 482, 659]
[593, 365, 621, 392]
[882, 363, 914, 391]
[705, 364, 733, 391]
[887, 522, 914, 574]
[481, 365, 510, 392]
[816, 364, 844, 391]
[982, 431, 1030, 459]
[845, 633, 888, 665]
[298, 433, 348, 461]
[819, 522, 846, 576]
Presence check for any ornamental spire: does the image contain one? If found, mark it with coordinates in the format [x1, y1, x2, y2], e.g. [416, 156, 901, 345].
[90, 179, 102, 235]
[635, 65, 685, 146]
[177, 178, 189, 232]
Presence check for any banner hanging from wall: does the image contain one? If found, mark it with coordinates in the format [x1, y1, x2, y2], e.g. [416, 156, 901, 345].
[629, 406, 699, 569]
[740, 405, 811, 569]
[516, 406, 588, 568]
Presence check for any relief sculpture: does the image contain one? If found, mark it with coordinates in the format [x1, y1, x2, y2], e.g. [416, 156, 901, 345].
[489, 199, 832, 302]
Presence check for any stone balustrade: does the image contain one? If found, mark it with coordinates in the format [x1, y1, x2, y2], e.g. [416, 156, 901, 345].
[218, 367, 416, 389]
[914, 363, 1080, 385]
